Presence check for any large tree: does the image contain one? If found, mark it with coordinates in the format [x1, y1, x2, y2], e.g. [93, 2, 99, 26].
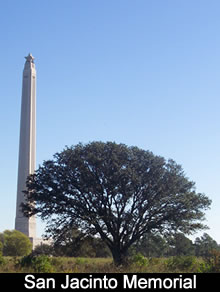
[0, 230, 32, 256]
[22, 142, 211, 265]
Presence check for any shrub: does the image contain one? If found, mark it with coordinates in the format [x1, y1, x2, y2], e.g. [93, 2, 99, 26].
[197, 262, 211, 273]
[33, 255, 53, 273]
[20, 254, 53, 273]
[166, 256, 197, 272]
[131, 253, 149, 267]
[33, 244, 54, 256]
[201, 250, 220, 273]
[2, 230, 32, 256]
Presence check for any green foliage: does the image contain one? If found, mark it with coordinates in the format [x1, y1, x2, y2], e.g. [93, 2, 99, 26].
[20, 254, 53, 273]
[131, 253, 149, 267]
[2, 230, 32, 256]
[194, 233, 219, 257]
[199, 250, 220, 273]
[53, 229, 111, 258]
[132, 233, 169, 257]
[53, 231, 218, 260]
[32, 255, 53, 273]
[22, 141, 211, 265]
[33, 244, 54, 256]
[0, 255, 5, 266]
[1, 255, 211, 273]
[0, 241, 3, 256]
[166, 256, 198, 272]
[209, 250, 220, 272]
[167, 233, 195, 256]
[75, 257, 88, 265]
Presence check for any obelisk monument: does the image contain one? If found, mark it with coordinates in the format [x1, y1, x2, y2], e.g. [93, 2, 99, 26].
[15, 54, 36, 243]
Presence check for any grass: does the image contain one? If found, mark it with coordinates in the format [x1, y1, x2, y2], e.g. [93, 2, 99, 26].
[0, 255, 210, 273]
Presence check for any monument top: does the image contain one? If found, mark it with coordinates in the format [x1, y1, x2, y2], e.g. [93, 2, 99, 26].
[25, 53, 35, 63]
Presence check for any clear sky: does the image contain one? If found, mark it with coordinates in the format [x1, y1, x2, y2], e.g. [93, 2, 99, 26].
[0, 0, 220, 243]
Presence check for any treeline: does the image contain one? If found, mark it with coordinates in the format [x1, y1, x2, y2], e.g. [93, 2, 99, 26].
[34, 231, 220, 259]
[132, 232, 220, 258]
[0, 229, 219, 259]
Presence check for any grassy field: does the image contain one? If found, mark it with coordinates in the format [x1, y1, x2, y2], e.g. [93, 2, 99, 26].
[0, 255, 215, 273]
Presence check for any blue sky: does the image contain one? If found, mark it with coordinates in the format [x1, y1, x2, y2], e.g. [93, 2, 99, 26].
[0, 0, 220, 243]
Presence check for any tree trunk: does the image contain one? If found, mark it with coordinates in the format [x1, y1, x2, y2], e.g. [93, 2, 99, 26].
[110, 246, 129, 266]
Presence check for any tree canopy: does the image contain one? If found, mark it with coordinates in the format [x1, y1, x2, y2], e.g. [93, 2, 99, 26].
[194, 233, 219, 257]
[0, 230, 32, 256]
[22, 141, 211, 265]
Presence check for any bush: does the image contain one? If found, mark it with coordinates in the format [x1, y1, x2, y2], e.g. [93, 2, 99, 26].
[2, 230, 32, 256]
[20, 254, 53, 273]
[201, 250, 220, 273]
[166, 256, 197, 272]
[131, 253, 149, 267]
[33, 244, 54, 256]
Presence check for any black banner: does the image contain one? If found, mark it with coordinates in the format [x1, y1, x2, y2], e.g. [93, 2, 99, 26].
[0, 273, 217, 291]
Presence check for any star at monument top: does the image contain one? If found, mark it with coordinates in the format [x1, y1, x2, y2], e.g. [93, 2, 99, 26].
[25, 53, 35, 63]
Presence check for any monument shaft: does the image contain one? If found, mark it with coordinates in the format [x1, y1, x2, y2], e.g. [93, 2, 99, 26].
[15, 54, 36, 240]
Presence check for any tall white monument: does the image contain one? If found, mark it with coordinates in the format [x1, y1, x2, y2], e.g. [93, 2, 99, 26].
[15, 53, 36, 243]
